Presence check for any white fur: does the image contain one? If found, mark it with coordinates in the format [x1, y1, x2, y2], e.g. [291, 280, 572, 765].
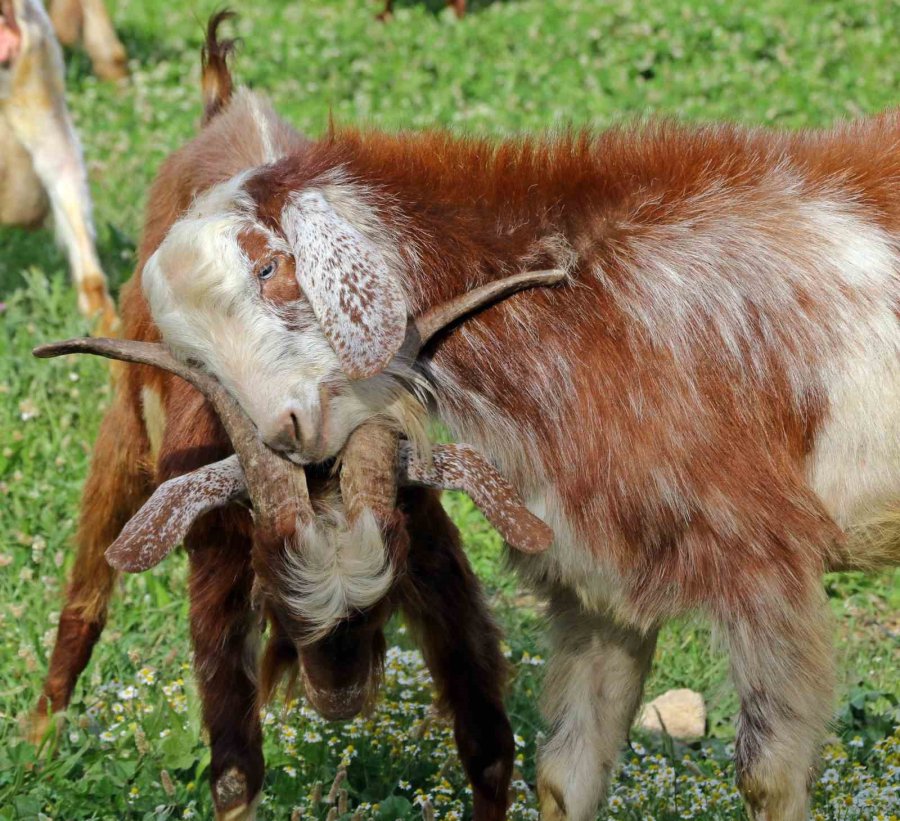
[280, 507, 393, 642]
[537, 592, 657, 821]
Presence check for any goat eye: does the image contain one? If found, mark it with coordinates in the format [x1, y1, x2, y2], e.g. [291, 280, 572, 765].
[258, 259, 278, 281]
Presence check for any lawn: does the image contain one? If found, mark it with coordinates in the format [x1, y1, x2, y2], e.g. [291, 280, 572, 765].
[1, 0, 899, 818]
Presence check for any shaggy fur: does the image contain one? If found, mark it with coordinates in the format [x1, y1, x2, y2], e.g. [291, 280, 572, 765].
[145, 113, 900, 821]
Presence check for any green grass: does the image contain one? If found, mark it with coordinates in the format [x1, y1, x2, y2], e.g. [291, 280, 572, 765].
[1, 1, 899, 818]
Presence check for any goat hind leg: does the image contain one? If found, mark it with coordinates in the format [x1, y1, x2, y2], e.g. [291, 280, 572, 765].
[6, 42, 117, 332]
[536, 589, 657, 821]
[725, 585, 834, 821]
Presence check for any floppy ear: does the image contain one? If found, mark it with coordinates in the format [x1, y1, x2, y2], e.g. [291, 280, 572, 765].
[280, 190, 407, 380]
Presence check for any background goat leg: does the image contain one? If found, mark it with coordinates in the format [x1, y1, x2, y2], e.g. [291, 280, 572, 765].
[49, 0, 128, 80]
[399, 487, 514, 821]
[79, 0, 127, 80]
[48, 0, 81, 44]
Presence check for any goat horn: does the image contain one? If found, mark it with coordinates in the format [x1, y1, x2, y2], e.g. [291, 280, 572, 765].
[105, 455, 248, 572]
[399, 441, 553, 553]
[338, 423, 399, 525]
[412, 268, 565, 351]
[33, 338, 314, 533]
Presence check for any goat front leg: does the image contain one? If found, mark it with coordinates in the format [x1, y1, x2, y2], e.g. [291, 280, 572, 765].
[30, 391, 149, 743]
[399, 487, 514, 821]
[724, 582, 833, 821]
[536, 588, 658, 821]
[187, 509, 264, 821]
[6, 29, 116, 332]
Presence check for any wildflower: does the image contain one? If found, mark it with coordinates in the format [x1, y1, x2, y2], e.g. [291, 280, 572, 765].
[161, 769, 175, 796]
[118, 685, 138, 701]
[136, 667, 156, 685]
[19, 398, 40, 421]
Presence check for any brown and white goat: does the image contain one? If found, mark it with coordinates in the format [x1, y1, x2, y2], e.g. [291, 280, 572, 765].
[31, 18, 544, 820]
[47, 0, 127, 80]
[0, 0, 116, 332]
[140, 111, 900, 821]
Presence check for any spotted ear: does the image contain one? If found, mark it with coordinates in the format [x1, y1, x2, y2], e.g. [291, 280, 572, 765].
[280, 190, 407, 380]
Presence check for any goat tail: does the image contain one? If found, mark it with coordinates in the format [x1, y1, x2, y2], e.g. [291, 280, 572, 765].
[200, 9, 238, 126]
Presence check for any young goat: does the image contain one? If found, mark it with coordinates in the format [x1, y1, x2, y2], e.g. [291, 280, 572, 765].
[0, 0, 116, 332]
[139, 105, 900, 821]
[32, 17, 553, 819]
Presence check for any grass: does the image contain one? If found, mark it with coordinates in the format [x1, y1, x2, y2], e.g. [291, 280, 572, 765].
[1, 0, 899, 818]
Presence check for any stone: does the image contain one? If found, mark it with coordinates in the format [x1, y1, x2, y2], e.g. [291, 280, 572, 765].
[637, 688, 706, 741]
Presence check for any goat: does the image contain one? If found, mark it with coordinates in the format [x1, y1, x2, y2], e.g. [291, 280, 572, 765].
[138, 102, 900, 821]
[47, 0, 127, 80]
[0, 0, 117, 332]
[378, 0, 466, 22]
[30, 15, 555, 820]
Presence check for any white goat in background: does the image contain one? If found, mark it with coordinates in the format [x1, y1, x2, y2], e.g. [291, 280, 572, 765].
[0, 0, 116, 332]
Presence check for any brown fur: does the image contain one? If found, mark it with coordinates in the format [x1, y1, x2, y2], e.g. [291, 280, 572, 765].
[238, 113, 900, 820]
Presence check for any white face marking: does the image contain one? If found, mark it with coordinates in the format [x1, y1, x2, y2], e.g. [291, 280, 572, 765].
[142, 176, 424, 463]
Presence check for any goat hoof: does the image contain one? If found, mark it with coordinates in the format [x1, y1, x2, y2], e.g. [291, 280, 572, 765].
[214, 768, 258, 821]
[78, 282, 119, 337]
[92, 56, 128, 81]
[22, 710, 55, 748]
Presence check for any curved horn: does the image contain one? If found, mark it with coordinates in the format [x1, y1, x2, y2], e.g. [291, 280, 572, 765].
[33, 338, 313, 530]
[338, 422, 399, 525]
[106, 455, 247, 572]
[412, 268, 565, 351]
[398, 441, 553, 554]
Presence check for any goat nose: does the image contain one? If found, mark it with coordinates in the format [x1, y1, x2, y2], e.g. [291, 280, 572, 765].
[264, 405, 318, 454]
